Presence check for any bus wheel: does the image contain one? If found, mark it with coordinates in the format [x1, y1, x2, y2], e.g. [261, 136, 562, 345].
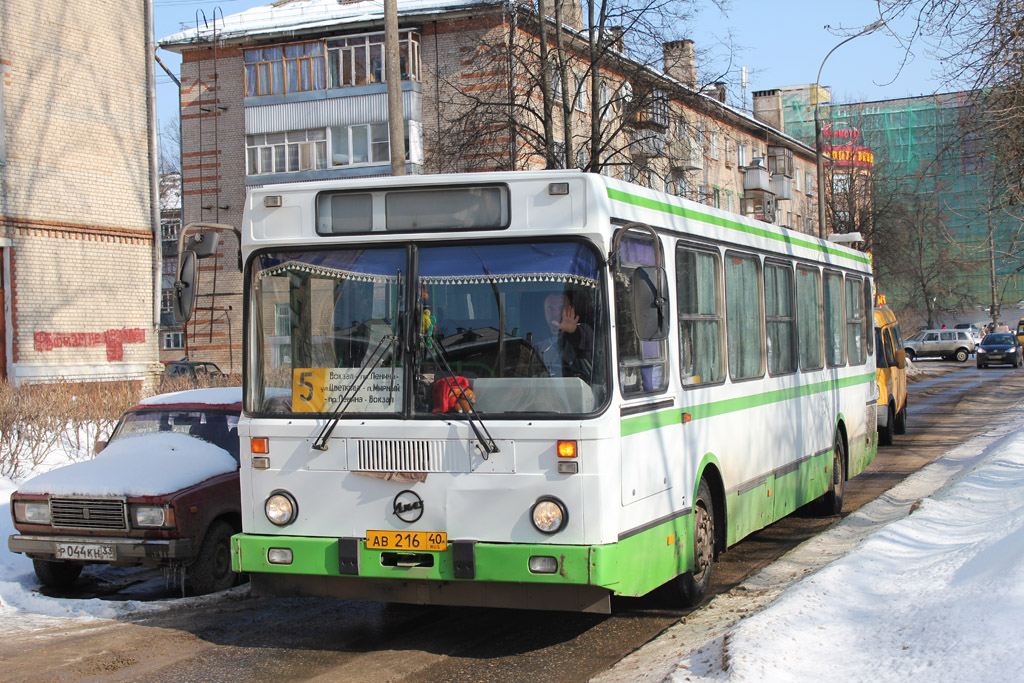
[879, 403, 895, 446]
[676, 478, 715, 606]
[894, 401, 907, 435]
[818, 435, 846, 516]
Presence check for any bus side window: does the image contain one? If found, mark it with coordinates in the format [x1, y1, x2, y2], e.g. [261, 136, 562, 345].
[823, 270, 846, 367]
[676, 244, 724, 386]
[615, 233, 668, 396]
[724, 251, 764, 380]
[796, 265, 823, 370]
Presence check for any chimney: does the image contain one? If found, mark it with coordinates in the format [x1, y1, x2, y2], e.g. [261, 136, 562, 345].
[751, 88, 784, 133]
[712, 81, 727, 104]
[604, 26, 625, 52]
[663, 39, 697, 89]
[546, 0, 583, 31]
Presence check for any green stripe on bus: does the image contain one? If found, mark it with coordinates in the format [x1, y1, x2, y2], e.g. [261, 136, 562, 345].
[606, 187, 872, 265]
[621, 372, 876, 436]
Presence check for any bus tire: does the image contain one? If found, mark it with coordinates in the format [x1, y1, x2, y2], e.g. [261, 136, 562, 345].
[879, 403, 895, 446]
[894, 401, 907, 435]
[676, 478, 715, 607]
[818, 434, 846, 516]
[33, 558, 83, 589]
[188, 521, 238, 595]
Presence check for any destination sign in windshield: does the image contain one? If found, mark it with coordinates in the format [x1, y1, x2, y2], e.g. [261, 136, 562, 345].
[292, 367, 402, 413]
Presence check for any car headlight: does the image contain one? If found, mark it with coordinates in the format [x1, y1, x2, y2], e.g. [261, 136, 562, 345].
[132, 504, 175, 528]
[531, 496, 568, 534]
[977, 348, 987, 353]
[13, 501, 51, 525]
[265, 491, 298, 526]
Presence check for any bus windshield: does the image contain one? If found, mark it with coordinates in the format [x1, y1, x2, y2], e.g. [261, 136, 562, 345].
[250, 240, 608, 417]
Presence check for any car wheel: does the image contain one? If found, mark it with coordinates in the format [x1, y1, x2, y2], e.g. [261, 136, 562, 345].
[816, 433, 846, 516]
[905, 348, 916, 361]
[955, 348, 969, 362]
[188, 520, 238, 595]
[894, 401, 907, 435]
[675, 478, 715, 607]
[879, 403, 895, 446]
[32, 558, 83, 589]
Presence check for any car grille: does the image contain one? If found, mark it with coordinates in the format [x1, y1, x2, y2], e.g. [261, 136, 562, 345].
[50, 498, 128, 530]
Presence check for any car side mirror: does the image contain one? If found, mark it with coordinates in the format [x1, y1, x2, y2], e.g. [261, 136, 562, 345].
[94, 439, 107, 455]
[894, 349, 906, 369]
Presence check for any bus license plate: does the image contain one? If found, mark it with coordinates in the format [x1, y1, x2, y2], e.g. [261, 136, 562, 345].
[366, 530, 447, 552]
[55, 542, 116, 561]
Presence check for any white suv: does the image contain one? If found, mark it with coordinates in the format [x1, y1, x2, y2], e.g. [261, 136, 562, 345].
[904, 329, 976, 362]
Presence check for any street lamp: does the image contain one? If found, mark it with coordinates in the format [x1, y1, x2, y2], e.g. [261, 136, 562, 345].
[815, 19, 885, 238]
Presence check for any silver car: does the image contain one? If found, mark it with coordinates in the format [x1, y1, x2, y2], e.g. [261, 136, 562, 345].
[904, 328, 976, 362]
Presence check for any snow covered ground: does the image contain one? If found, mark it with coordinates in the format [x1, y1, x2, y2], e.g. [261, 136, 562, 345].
[2, 402, 1023, 679]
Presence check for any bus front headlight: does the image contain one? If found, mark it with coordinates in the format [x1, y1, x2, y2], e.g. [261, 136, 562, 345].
[265, 491, 298, 526]
[531, 496, 568, 534]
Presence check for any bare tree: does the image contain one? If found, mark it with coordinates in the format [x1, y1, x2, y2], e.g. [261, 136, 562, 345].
[159, 116, 182, 175]
[426, 0, 724, 178]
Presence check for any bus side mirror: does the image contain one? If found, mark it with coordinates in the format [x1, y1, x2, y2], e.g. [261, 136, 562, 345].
[172, 249, 198, 324]
[632, 266, 669, 341]
[895, 349, 906, 369]
[186, 231, 221, 258]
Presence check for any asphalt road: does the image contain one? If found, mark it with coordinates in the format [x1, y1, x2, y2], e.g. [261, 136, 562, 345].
[0, 360, 1013, 683]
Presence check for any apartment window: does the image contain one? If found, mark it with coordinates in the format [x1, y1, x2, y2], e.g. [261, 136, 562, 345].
[737, 143, 747, 168]
[275, 304, 291, 336]
[574, 71, 588, 112]
[805, 171, 815, 195]
[794, 169, 802, 192]
[327, 32, 420, 88]
[244, 43, 325, 96]
[708, 131, 719, 160]
[330, 123, 391, 166]
[712, 188, 721, 209]
[163, 332, 184, 350]
[247, 130, 327, 175]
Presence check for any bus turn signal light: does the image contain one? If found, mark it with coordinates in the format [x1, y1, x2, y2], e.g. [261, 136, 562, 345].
[557, 441, 577, 458]
[251, 437, 269, 454]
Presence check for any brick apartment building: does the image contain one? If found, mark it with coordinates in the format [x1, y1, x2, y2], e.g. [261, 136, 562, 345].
[0, 1, 162, 386]
[160, 0, 824, 371]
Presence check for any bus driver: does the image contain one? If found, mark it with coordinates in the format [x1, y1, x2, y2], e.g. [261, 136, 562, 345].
[535, 293, 594, 380]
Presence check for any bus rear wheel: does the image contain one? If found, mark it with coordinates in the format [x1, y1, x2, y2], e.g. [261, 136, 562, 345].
[676, 478, 715, 607]
[818, 434, 846, 516]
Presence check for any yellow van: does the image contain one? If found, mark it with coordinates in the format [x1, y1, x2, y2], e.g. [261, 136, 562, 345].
[875, 304, 908, 446]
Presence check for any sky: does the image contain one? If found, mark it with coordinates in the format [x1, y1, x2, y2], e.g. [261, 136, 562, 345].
[3, 360, 1023, 680]
[152, 0, 953, 135]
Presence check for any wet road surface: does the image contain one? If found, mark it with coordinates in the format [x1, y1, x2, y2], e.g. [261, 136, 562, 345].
[1, 361, 1016, 682]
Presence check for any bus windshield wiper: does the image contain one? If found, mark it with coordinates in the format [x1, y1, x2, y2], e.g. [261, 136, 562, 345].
[311, 334, 397, 451]
[427, 337, 500, 457]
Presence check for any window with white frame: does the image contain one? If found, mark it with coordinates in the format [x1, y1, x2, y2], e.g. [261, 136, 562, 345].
[247, 130, 327, 175]
[326, 32, 420, 88]
[737, 142, 748, 167]
[330, 122, 392, 167]
[600, 82, 615, 120]
[708, 131, 719, 160]
[163, 332, 184, 350]
[805, 170, 815, 195]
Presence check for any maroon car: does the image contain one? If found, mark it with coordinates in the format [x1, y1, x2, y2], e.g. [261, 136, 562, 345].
[8, 388, 243, 595]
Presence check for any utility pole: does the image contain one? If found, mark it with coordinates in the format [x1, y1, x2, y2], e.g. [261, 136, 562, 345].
[385, 0, 405, 176]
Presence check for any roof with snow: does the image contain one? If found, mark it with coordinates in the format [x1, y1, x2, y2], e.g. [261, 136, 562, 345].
[159, 0, 495, 47]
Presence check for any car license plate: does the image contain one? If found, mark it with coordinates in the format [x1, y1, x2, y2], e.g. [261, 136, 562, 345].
[55, 542, 116, 561]
[366, 530, 447, 552]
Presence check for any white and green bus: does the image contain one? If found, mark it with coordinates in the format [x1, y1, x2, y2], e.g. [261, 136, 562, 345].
[207, 170, 876, 613]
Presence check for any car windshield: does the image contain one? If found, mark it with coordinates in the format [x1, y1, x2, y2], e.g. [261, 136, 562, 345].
[249, 240, 609, 417]
[110, 410, 241, 461]
[984, 334, 1014, 345]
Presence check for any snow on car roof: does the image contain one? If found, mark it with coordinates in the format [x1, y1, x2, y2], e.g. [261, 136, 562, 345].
[135, 387, 243, 411]
[16, 433, 238, 497]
